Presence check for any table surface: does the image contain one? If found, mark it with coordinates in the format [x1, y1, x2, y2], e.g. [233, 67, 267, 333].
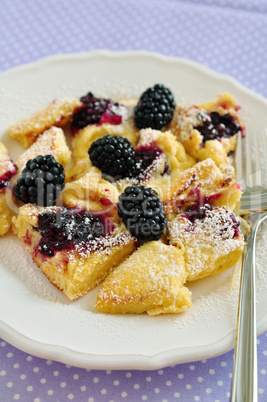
[0, 0, 266, 401]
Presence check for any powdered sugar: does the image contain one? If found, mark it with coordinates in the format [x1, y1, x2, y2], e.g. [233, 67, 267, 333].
[138, 128, 160, 146]
[0, 218, 266, 330]
[168, 206, 245, 278]
[15, 126, 70, 172]
[173, 104, 200, 141]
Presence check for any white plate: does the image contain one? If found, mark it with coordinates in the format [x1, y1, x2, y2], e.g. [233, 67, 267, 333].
[0, 51, 267, 370]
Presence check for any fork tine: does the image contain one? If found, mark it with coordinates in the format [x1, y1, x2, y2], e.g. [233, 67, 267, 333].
[235, 132, 243, 185]
[254, 132, 261, 187]
[245, 131, 252, 188]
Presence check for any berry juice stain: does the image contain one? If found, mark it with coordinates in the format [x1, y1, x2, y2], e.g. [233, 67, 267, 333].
[195, 111, 240, 143]
[37, 208, 114, 257]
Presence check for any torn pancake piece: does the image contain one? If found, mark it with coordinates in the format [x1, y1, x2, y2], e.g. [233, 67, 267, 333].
[95, 241, 192, 316]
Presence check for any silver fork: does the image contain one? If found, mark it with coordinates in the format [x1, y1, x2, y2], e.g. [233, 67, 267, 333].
[231, 130, 267, 402]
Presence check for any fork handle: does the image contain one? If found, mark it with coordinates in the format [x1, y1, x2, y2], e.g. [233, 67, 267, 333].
[231, 221, 259, 402]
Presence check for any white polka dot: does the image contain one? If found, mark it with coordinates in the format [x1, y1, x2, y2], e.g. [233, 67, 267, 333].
[189, 365, 195, 370]
[221, 362, 227, 367]
[142, 396, 147, 401]
[13, 364, 19, 369]
[194, 397, 200, 401]
[134, 384, 140, 389]
[126, 372, 131, 378]
[81, 386, 86, 391]
[186, 384, 192, 390]
[33, 367, 39, 373]
[7, 382, 13, 388]
[261, 369, 266, 375]
[154, 388, 160, 394]
[0, 371, 6, 376]
[178, 374, 184, 379]
[46, 360, 52, 365]
[26, 356, 32, 361]
[14, 395, 20, 400]
[1, 341, 6, 347]
[48, 390, 53, 396]
[197, 377, 203, 382]
[114, 380, 119, 386]
[101, 389, 107, 395]
[53, 371, 59, 376]
[146, 376, 151, 382]
[27, 386, 33, 392]
[174, 392, 180, 398]
[202, 359, 207, 363]
[106, 370, 111, 375]
[34, 398, 40, 402]
[166, 380, 172, 386]
[229, 373, 233, 378]
[88, 398, 94, 402]
[227, 392, 231, 398]
[158, 369, 164, 375]
[209, 369, 215, 374]
[60, 382, 67, 388]
[206, 388, 212, 394]
[40, 378, 46, 384]
[121, 392, 127, 398]
[218, 380, 223, 386]
[263, 350, 267, 355]
[68, 395, 74, 400]
[7, 352, 13, 358]
[73, 374, 79, 380]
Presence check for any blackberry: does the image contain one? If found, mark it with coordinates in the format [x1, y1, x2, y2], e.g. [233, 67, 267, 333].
[88, 135, 136, 178]
[72, 92, 124, 130]
[118, 184, 167, 241]
[134, 84, 175, 130]
[196, 110, 240, 143]
[38, 208, 104, 256]
[13, 155, 65, 207]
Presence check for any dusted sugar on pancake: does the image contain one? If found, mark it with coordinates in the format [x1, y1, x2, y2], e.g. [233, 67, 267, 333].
[95, 241, 192, 316]
[15, 126, 71, 175]
[8, 98, 82, 148]
[163, 158, 242, 220]
[0, 142, 18, 235]
[12, 204, 137, 300]
[168, 204, 244, 281]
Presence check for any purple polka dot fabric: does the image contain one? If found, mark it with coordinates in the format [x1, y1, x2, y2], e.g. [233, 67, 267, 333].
[0, 0, 266, 401]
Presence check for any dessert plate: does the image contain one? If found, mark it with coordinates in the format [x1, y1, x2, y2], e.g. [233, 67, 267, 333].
[0, 51, 267, 370]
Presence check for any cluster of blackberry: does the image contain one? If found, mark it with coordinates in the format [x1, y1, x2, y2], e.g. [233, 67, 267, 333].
[118, 185, 167, 241]
[134, 84, 176, 130]
[88, 135, 136, 178]
[14, 155, 65, 207]
[38, 209, 104, 256]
